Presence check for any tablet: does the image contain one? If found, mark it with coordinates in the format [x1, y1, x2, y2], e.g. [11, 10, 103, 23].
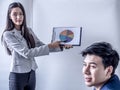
[51, 27, 82, 46]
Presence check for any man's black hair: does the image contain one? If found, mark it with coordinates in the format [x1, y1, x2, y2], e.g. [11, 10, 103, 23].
[81, 42, 119, 75]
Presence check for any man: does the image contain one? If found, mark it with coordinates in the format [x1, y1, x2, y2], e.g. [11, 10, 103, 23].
[81, 42, 120, 90]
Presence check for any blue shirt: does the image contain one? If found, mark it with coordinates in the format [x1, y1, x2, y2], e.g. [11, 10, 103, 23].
[94, 74, 120, 90]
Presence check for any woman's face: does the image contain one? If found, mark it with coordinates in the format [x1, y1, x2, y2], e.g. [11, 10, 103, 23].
[9, 7, 24, 29]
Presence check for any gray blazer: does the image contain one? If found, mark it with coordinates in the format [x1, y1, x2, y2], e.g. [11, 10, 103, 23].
[3, 28, 61, 73]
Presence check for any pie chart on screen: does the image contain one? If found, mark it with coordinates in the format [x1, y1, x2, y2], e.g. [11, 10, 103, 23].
[59, 30, 74, 43]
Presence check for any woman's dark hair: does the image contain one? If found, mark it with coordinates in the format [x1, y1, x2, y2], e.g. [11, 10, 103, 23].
[81, 42, 119, 75]
[1, 2, 35, 55]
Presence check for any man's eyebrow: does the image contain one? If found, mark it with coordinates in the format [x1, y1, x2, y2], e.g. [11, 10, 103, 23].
[89, 62, 97, 65]
[83, 61, 97, 65]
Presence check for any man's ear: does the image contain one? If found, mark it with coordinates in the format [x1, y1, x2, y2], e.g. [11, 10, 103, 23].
[105, 66, 113, 77]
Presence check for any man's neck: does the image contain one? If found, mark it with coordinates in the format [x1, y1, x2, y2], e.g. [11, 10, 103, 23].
[94, 77, 111, 90]
[94, 84, 104, 90]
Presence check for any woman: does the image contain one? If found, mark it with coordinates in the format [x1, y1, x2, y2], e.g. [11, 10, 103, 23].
[1, 2, 72, 90]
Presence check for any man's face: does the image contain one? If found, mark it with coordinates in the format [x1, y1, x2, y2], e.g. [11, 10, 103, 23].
[82, 54, 110, 89]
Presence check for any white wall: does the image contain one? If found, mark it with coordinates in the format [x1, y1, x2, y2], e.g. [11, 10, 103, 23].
[0, 1, 12, 90]
[0, 0, 120, 90]
[33, 0, 120, 90]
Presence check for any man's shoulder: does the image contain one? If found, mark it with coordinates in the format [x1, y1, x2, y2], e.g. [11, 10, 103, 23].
[101, 74, 120, 90]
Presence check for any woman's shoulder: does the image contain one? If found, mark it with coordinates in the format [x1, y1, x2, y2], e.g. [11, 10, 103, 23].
[27, 27, 33, 31]
[3, 30, 12, 35]
[3, 30, 15, 38]
[27, 27, 34, 34]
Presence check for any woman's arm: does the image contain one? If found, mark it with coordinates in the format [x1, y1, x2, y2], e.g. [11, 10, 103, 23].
[3, 31, 50, 59]
[28, 28, 62, 52]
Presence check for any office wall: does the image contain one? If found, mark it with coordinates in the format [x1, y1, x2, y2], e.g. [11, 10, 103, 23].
[0, 1, 12, 90]
[33, 0, 120, 90]
[0, 0, 120, 90]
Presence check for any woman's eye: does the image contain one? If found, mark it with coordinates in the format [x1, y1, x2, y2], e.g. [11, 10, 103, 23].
[19, 13, 23, 15]
[13, 13, 17, 16]
[12, 12, 23, 17]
